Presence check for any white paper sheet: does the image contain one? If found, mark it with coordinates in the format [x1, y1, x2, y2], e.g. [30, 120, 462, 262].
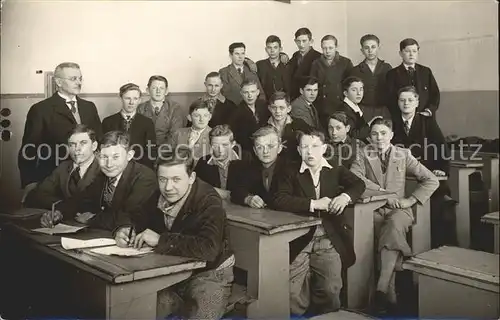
[61, 237, 116, 250]
[89, 245, 153, 257]
[32, 223, 86, 235]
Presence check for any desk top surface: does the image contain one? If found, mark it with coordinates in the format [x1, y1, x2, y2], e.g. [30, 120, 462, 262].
[453, 150, 499, 159]
[450, 160, 484, 168]
[224, 202, 321, 235]
[4, 220, 206, 284]
[357, 189, 397, 204]
[482, 211, 499, 224]
[404, 246, 499, 284]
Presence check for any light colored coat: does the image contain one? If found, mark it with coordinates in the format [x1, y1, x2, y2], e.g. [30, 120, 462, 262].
[169, 127, 212, 160]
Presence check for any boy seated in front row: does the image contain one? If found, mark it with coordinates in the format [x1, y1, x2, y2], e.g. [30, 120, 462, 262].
[350, 118, 438, 314]
[272, 129, 366, 316]
[168, 99, 212, 161]
[26, 124, 101, 210]
[40, 131, 158, 230]
[114, 147, 234, 319]
[194, 125, 244, 201]
[231, 126, 288, 208]
[338, 76, 370, 142]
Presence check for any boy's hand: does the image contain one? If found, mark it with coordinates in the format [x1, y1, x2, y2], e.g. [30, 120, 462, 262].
[75, 212, 96, 224]
[133, 229, 160, 249]
[418, 109, 432, 117]
[245, 195, 266, 209]
[115, 227, 136, 248]
[328, 194, 350, 215]
[386, 198, 401, 209]
[279, 52, 290, 65]
[399, 196, 418, 209]
[312, 197, 333, 211]
[40, 210, 63, 228]
[432, 169, 446, 177]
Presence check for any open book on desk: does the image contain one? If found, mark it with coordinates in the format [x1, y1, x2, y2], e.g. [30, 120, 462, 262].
[32, 223, 86, 235]
[61, 236, 153, 257]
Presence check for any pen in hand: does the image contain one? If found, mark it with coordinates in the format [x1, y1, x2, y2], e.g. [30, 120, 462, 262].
[50, 200, 62, 228]
[127, 226, 134, 247]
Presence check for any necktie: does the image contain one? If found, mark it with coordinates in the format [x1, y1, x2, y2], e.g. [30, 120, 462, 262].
[309, 104, 319, 127]
[188, 130, 201, 147]
[68, 101, 77, 113]
[380, 152, 389, 174]
[68, 166, 81, 196]
[404, 120, 411, 135]
[238, 67, 243, 75]
[408, 67, 416, 85]
[103, 177, 117, 205]
[263, 172, 270, 192]
[297, 55, 304, 66]
[154, 106, 161, 116]
[124, 115, 132, 132]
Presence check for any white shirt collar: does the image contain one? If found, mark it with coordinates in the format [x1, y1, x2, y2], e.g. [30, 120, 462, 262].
[73, 155, 95, 177]
[299, 157, 332, 174]
[233, 64, 244, 72]
[207, 149, 240, 166]
[343, 97, 363, 116]
[268, 115, 292, 127]
[403, 63, 416, 70]
[402, 113, 416, 127]
[121, 111, 136, 119]
[111, 172, 123, 187]
[58, 91, 77, 102]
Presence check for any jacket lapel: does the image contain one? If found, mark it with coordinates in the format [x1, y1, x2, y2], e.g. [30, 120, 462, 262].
[319, 168, 335, 198]
[297, 170, 317, 199]
[111, 161, 134, 209]
[366, 146, 384, 186]
[78, 157, 100, 191]
[229, 65, 243, 87]
[62, 162, 73, 198]
[384, 145, 400, 188]
[53, 94, 77, 124]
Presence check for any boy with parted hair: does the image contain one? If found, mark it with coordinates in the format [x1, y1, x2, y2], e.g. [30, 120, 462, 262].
[256, 35, 290, 99]
[348, 34, 392, 120]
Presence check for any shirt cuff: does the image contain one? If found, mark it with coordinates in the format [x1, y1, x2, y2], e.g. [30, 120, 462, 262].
[340, 193, 351, 203]
[309, 200, 315, 213]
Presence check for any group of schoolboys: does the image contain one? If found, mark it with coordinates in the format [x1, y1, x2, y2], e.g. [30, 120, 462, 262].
[24, 26, 453, 318]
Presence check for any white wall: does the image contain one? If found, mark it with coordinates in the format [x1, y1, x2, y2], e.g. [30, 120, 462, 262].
[0, 0, 347, 94]
[345, 0, 498, 91]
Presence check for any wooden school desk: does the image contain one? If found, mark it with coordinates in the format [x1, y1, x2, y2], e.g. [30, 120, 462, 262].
[481, 211, 499, 253]
[403, 246, 499, 319]
[0, 219, 206, 319]
[454, 150, 499, 211]
[224, 202, 321, 319]
[449, 160, 484, 248]
[343, 189, 397, 309]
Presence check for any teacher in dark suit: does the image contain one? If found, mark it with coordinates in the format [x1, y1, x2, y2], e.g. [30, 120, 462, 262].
[18, 62, 102, 200]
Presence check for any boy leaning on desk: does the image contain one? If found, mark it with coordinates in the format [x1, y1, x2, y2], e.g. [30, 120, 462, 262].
[114, 146, 235, 320]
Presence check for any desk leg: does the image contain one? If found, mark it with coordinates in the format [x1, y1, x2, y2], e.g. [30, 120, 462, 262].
[412, 200, 431, 255]
[494, 225, 499, 254]
[488, 159, 499, 212]
[449, 167, 476, 248]
[106, 271, 192, 319]
[344, 200, 386, 309]
[229, 226, 310, 319]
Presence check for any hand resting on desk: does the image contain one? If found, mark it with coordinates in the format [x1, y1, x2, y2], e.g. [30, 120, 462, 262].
[115, 226, 137, 247]
[133, 228, 160, 249]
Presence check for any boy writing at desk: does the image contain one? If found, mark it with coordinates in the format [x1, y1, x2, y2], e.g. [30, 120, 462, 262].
[115, 146, 234, 319]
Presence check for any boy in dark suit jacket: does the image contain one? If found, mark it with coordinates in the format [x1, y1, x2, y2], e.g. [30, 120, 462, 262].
[311, 35, 353, 114]
[287, 28, 322, 101]
[392, 86, 456, 247]
[102, 83, 156, 168]
[386, 38, 440, 121]
[348, 34, 392, 120]
[219, 42, 265, 105]
[39, 131, 157, 231]
[256, 35, 290, 100]
[114, 147, 234, 319]
[272, 129, 365, 316]
[231, 126, 289, 207]
[194, 125, 245, 201]
[25, 124, 101, 210]
[337, 76, 370, 142]
[18, 62, 102, 198]
[228, 80, 270, 152]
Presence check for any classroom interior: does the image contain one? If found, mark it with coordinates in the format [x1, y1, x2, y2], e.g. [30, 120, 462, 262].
[0, 0, 498, 319]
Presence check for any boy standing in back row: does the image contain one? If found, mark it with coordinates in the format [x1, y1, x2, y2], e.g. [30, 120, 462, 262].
[348, 34, 392, 120]
[386, 38, 440, 121]
[311, 35, 353, 116]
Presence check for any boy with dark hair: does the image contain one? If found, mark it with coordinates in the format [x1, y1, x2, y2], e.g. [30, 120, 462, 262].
[256, 35, 290, 99]
[386, 38, 440, 120]
[291, 76, 323, 131]
[200, 71, 237, 127]
[348, 34, 392, 120]
[311, 35, 354, 114]
[219, 42, 265, 105]
[287, 27, 322, 100]
[337, 76, 370, 142]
